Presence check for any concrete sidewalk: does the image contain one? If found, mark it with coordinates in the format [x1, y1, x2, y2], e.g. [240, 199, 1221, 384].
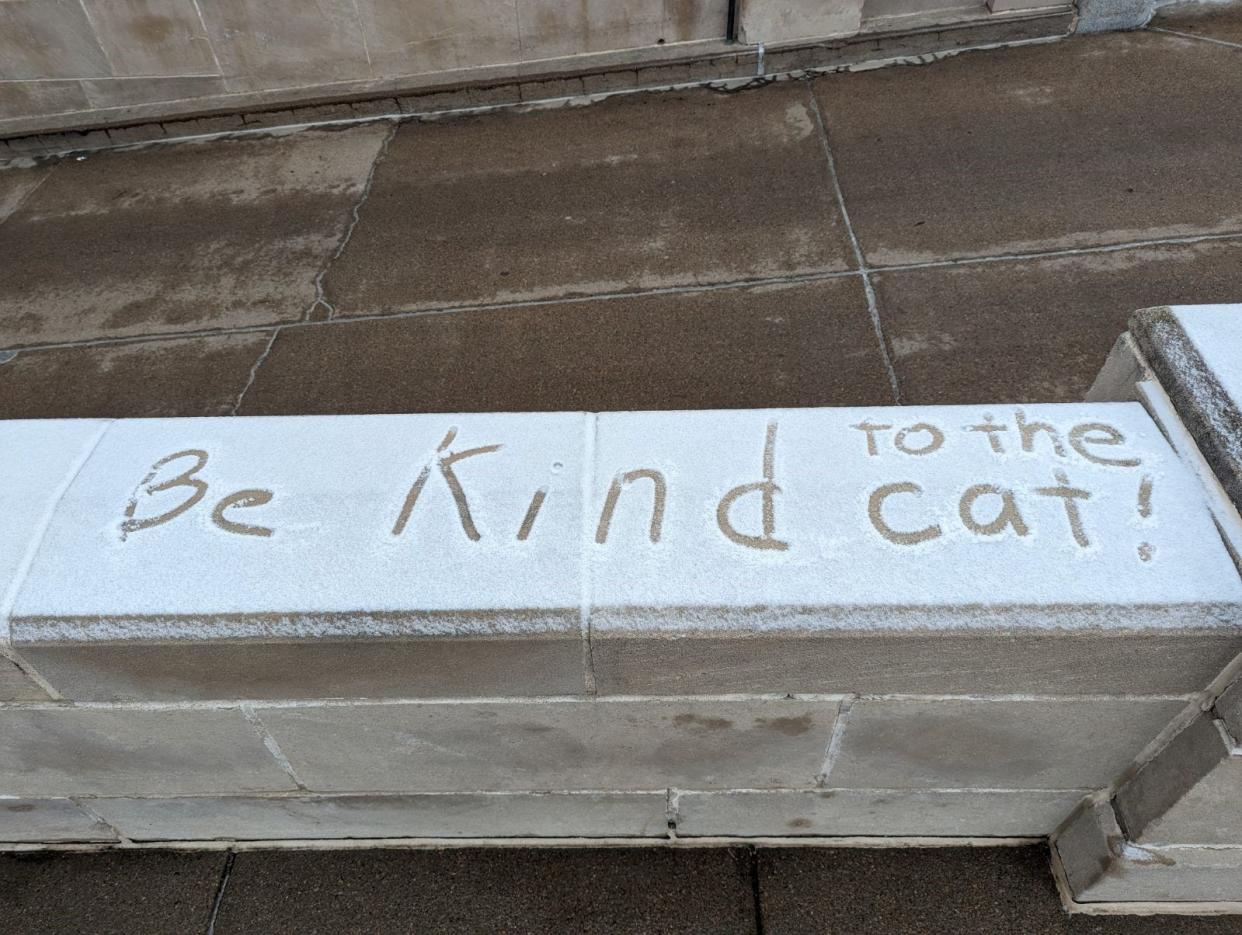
[2, 8, 1242, 421]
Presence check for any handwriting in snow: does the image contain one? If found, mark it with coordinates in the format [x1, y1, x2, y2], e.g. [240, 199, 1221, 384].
[119, 411, 1156, 560]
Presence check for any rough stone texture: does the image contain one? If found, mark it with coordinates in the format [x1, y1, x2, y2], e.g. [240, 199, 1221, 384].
[79, 0, 219, 77]
[0, 125, 388, 347]
[592, 630, 1242, 697]
[257, 699, 841, 792]
[240, 279, 895, 414]
[0, 164, 50, 225]
[322, 85, 855, 315]
[19, 637, 585, 702]
[1077, 0, 1155, 32]
[0, 333, 274, 419]
[812, 32, 1242, 266]
[0, 850, 227, 935]
[0, 798, 117, 843]
[1131, 304, 1242, 513]
[1057, 800, 1242, 903]
[1115, 714, 1238, 844]
[90, 792, 670, 841]
[872, 238, 1242, 404]
[677, 788, 1090, 837]
[0, 707, 296, 796]
[213, 848, 757, 935]
[826, 699, 1189, 790]
[1152, 1, 1242, 43]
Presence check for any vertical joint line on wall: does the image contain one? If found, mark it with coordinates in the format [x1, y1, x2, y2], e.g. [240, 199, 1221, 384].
[806, 88, 902, 404]
[816, 695, 855, 785]
[241, 704, 308, 791]
[665, 788, 681, 838]
[579, 414, 599, 695]
[726, 0, 739, 43]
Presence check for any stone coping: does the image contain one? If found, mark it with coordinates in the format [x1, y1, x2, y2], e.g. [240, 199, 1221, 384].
[1132, 304, 1242, 515]
[2, 405, 1239, 700]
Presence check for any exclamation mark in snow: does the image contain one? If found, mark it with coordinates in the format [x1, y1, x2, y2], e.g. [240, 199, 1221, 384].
[1137, 475, 1154, 563]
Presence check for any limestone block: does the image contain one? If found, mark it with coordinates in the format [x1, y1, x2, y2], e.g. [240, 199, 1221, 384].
[825, 698, 1188, 790]
[1131, 304, 1242, 512]
[736, 0, 864, 44]
[79, 0, 220, 77]
[1115, 714, 1242, 845]
[90, 792, 669, 841]
[3, 405, 1240, 702]
[255, 698, 841, 793]
[590, 404, 1242, 696]
[0, 707, 296, 796]
[0, 654, 48, 702]
[0, 1, 111, 80]
[0, 798, 117, 843]
[1085, 332, 1151, 403]
[677, 789, 1089, 837]
[1056, 800, 1242, 903]
[10, 414, 588, 700]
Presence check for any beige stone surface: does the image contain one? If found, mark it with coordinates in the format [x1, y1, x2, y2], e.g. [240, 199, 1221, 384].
[0, 655, 50, 702]
[677, 788, 1089, 837]
[20, 635, 586, 702]
[355, 0, 523, 77]
[591, 630, 1242, 696]
[81, 76, 228, 109]
[0, 0, 111, 80]
[827, 698, 1188, 790]
[516, 0, 726, 59]
[0, 708, 296, 796]
[198, 0, 371, 91]
[737, 0, 863, 43]
[259, 699, 841, 793]
[0, 125, 388, 346]
[91, 792, 669, 841]
[0, 798, 118, 843]
[80, 0, 219, 77]
[0, 80, 91, 121]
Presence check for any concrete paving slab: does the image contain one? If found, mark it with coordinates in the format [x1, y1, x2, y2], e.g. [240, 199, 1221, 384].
[1152, 1, 1242, 44]
[256, 698, 841, 792]
[91, 792, 670, 841]
[241, 279, 893, 414]
[812, 33, 1242, 265]
[0, 850, 226, 935]
[322, 85, 855, 315]
[213, 848, 757, 935]
[0, 333, 274, 419]
[0, 125, 388, 347]
[872, 238, 1242, 404]
[826, 698, 1188, 789]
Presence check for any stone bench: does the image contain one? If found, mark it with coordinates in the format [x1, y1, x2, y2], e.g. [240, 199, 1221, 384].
[3, 395, 1239, 850]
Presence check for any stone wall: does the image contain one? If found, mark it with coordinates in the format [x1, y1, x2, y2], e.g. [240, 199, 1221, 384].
[3, 403, 1239, 846]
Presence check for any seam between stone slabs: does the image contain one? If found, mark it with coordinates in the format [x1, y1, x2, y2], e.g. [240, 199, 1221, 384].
[665, 788, 680, 838]
[580, 413, 599, 695]
[241, 704, 309, 791]
[187, 0, 227, 78]
[0, 419, 113, 699]
[311, 119, 397, 322]
[1212, 717, 1242, 754]
[806, 84, 902, 404]
[1148, 25, 1242, 52]
[229, 327, 280, 415]
[7, 228, 1242, 357]
[69, 797, 130, 844]
[816, 695, 855, 785]
[0, 692, 1195, 712]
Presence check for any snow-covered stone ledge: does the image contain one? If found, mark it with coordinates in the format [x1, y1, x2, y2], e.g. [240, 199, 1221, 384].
[2, 404, 1239, 704]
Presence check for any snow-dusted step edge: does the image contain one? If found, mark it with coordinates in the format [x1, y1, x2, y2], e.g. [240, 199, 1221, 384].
[1, 403, 1240, 704]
